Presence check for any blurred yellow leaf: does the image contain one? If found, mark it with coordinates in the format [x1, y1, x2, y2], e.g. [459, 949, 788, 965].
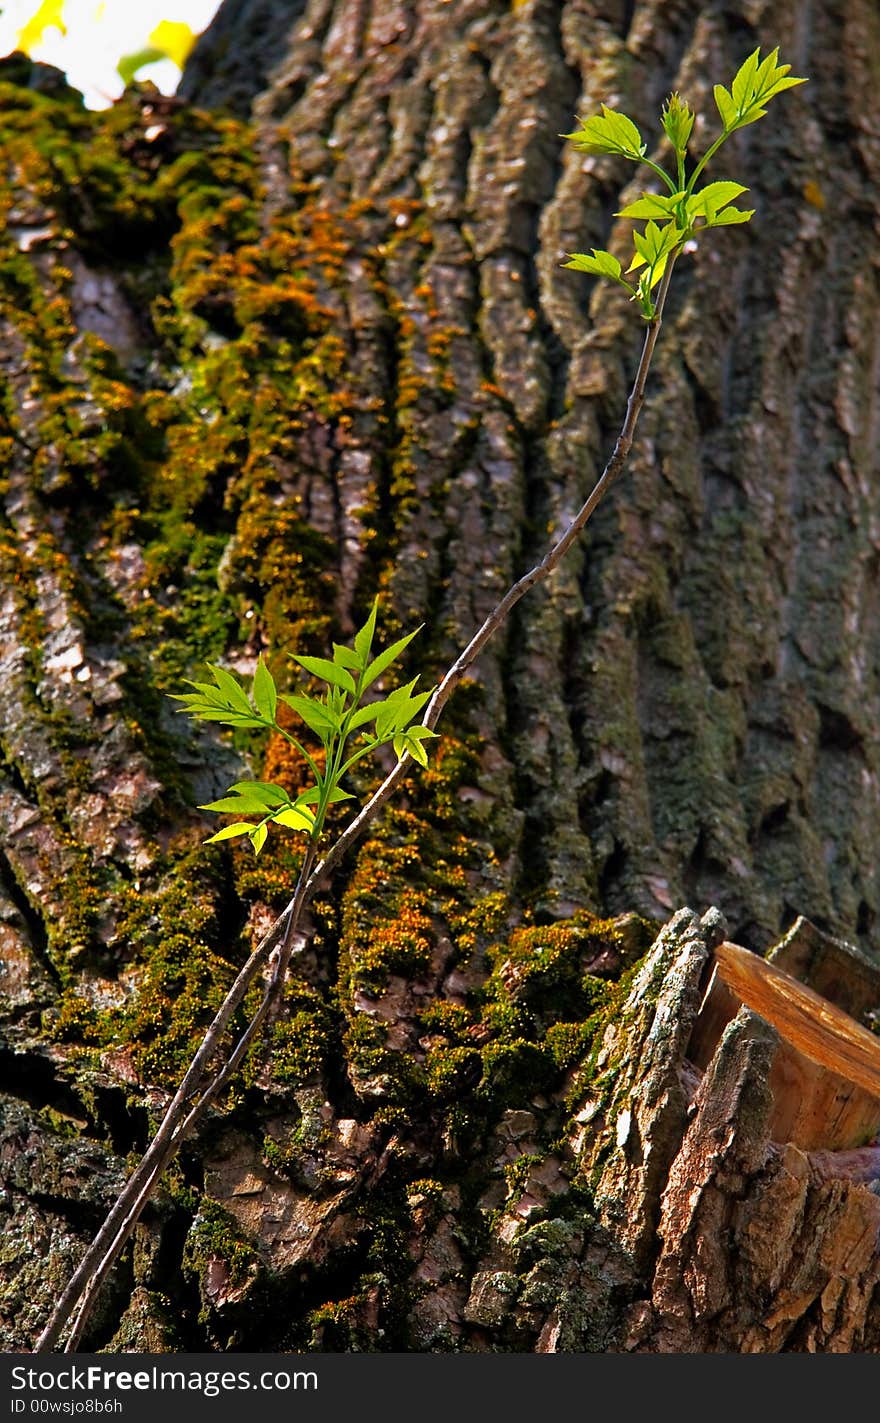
[148, 19, 195, 70]
[18, 0, 66, 52]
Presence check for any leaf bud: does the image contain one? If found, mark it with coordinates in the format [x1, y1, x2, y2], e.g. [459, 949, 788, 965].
[661, 92, 695, 152]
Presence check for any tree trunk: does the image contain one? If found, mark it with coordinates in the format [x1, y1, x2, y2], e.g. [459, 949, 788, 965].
[1, 0, 879, 1353]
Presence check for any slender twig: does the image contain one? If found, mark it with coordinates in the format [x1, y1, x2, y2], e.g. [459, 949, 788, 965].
[35, 844, 316, 1353]
[303, 259, 676, 899]
[181, 838, 319, 1126]
[59, 838, 320, 1354]
[34, 259, 676, 1353]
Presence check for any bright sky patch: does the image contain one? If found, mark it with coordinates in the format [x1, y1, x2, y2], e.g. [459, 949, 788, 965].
[0, 0, 222, 108]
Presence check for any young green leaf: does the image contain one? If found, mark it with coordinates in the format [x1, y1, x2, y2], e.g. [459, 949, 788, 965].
[409, 739, 430, 768]
[562, 250, 635, 296]
[346, 696, 392, 733]
[704, 205, 754, 226]
[687, 180, 748, 222]
[560, 65, 805, 323]
[252, 656, 277, 722]
[204, 822, 257, 844]
[327, 687, 348, 725]
[393, 732, 417, 765]
[629, 219, 683, 267]
[291, 654, 357, 696]
[564, 106, 646, 161]
[174, 678, 219, 699]
[118, 46, 166, 87]
[170, 676, 265, 729]
[616, 191, 685, 220]
[207, 664, 253, 716]
[375, 683, 433, 740]
[713, 83, 736, 130]
[362, 627, 421, 690]
[392, 725, 439, 767]
[199, 794, 273, 814]
[408, 723, 438, 742]
[737, 106, 770, 129]
[297, 785, 353, 806]
[627, 220, 685, 288]
[332, 643, 362, 671]
[730, 47, 762, 110]
[226, 781, 289, 808]
[270, 806, 315, 832]
[169, 687, 210, 713]
[364, 678, 422, 721]
[172, 705, 264, 727]
[761, 73, 806, 102]
[715, 47, 806, 134]
[250, 824, 268, 855]
[278, 693, 340, 737]
[353, 598, 379, 664]
[634, 269, 656, 320]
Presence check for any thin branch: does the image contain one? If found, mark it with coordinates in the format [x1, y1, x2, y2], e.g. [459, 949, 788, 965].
[60, 844, 321, 1353]
[181, 839, 319, 1127]
[62, 1129, 178, 1353]
[35, 847, 312, 1353]
[303, 258, 676, 900]
[34, 261, 675, 1353]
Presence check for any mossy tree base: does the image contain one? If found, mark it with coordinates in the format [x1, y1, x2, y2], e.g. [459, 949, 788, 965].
[6, 908, 879, 1351]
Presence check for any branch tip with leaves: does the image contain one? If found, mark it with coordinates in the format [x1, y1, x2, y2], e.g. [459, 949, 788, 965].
[563, 45, 805, 317]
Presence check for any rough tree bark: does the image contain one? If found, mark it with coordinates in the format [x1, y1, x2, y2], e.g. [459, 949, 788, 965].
[1, 0, 879, 1352]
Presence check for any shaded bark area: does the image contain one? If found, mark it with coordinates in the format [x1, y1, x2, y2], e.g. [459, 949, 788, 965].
[0, 0, 879, 1353]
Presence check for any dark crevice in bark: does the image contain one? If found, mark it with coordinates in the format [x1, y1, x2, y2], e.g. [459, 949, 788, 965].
[91, 1086, 154, 1159]
[0, 1052, 95, 1133]
[678, 348, 722, 440]
[817, 703, 865, 755]
[0, 756, 34, 805]
[0, 847, 58, 987]
[598, 837, 628, 908]
[5, 1184, 126, 1246]
[620, 0, 637, 43]
[0, 1048, 153, 1159]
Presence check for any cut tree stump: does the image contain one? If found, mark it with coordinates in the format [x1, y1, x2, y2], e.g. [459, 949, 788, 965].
[617, 914, 880, 1352]
[689, 938, 880, 1152]
[559, 910, 880, 1352]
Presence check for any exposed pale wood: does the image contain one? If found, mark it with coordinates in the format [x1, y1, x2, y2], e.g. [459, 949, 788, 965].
[689, 941, 880, 1151]
[574, 915, 880, 1352]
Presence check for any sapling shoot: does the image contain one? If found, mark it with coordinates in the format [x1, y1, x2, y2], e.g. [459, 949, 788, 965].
[35, 45, 805, 1353]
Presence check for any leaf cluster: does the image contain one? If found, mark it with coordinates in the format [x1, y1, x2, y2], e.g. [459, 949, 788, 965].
[563, 48, 806, 318]
[171, 601, 437, 855]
